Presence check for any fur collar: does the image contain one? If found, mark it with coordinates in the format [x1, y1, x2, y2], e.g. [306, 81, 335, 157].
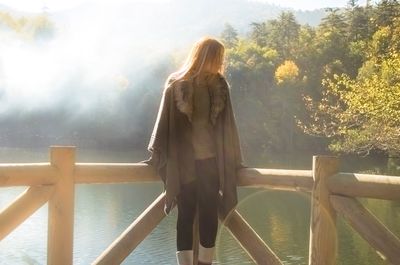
[171, 74, 228, 125]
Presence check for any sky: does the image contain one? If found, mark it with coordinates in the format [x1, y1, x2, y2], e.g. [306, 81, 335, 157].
[0, 0, 368, 13]
[0, 0, 170, 12]
[253, 0, 368, 10]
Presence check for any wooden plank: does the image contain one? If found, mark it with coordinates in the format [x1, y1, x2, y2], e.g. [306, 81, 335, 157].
[74, 163, 159, 183]
[92, 193, 167, 265]
[331, 195, 400, 264]
[309, 156, 339, 265]
[0, 163, 57, 187]
[0, 186, 54, 240]
[329, 172, 400, 200]
[75, 164, 313, 192]
[237, 168, 313, 192]
[221, 210, 283, 265]
[47, 146, 76, 265]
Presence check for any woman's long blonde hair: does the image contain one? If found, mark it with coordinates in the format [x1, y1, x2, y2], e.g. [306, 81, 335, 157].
[168, 37, 225, 84]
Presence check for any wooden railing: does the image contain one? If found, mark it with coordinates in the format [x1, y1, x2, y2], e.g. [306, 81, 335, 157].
[1, 146, 400, 265]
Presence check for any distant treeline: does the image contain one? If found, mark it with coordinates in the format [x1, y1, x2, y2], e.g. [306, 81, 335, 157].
[220, 0, 400, 159]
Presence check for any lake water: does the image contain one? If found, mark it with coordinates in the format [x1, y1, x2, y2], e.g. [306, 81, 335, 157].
[0, 148, 399, 265]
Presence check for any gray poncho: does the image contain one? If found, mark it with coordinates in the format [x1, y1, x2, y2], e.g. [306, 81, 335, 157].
[146, 73, 244, 219]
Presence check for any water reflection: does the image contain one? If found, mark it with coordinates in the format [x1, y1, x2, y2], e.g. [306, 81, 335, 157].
[230, 189, 310, 265]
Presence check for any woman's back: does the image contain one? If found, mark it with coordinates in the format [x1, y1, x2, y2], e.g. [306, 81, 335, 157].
[191, 73, 218, 160]
[147, 37, 242, 265]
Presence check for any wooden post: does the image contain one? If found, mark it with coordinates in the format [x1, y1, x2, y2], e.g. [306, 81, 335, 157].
[48, 146, 76, 265]
[309, 156, 339, 265]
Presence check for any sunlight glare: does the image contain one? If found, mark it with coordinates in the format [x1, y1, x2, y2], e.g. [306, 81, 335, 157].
[0, 0, 171, 12]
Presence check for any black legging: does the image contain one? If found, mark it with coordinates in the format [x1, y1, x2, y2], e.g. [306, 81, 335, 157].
[176, 157, 220, 251]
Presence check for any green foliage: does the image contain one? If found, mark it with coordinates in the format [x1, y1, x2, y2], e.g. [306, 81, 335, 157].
[250, 22, 268, 46]
[315, 9, 349, 67]
[223, 39, 281, 155]
[226, 39, 278, 74]
[373, 0, 400, 28]
[223, 22, 311, 154]
[346, 0, 371, 41]
[249, 11, 301, 59]
[220, 0, 400, 157]
[220, 23, 239, 48]
[301, 53, 400, 155]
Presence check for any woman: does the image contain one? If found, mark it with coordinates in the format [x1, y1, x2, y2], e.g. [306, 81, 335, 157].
[146, 37, 243, 265]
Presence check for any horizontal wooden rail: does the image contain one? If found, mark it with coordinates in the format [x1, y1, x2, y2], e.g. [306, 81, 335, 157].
[328, 173, 400, 200]
[1, 162, 399, 200]
[0, 185, 54, 240]
[0, 163, 57, 187]
[237, 168, 313, 191]
[75, 165, 313, 191]
[1, 163, 400, 201]
[75, 163, 158, 184]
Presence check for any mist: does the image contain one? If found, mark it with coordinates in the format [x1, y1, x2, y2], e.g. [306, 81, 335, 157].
[0, 0, 325, 150]
[0, 1, 203, 149]
[1, 2, 186, 113]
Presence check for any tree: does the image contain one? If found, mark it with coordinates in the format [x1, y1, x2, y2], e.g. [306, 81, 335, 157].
[316, 8, 349, 66]
[346, 0, 370, 41]
[298, 1, 400, 158]
[223, 38, 283, 156]
[373, 0, 400, 28]
[249, 22, 267, 46]
[221, 0, 400, 159]
[366, 16, 400, 61]
[299, 52, 400, 155]
[220, 23, 239, 48]
[264, 11, 300, 59]
[275, 60, 299, 84]
[273, 60, 304, 152]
